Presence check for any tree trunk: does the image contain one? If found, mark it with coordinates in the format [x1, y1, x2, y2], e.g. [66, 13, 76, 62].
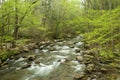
[13, 0, 19, 39]
[13, 26, 19, 39]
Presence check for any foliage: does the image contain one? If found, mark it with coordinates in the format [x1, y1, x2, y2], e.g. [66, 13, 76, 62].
[0, 49, 19, 61]
[0, 0, 120, 59]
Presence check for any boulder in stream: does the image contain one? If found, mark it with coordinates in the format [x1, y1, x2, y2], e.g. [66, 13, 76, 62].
[9, 56, 14, 60]
[73, 73, 85, 80]
[75, 48, 81, 53]
[100, 68, 107, 73]
[23, 46, 29, 52]
[1, 61, 8, 66]
[21, 64, 31, 69]
[86, 64, 95, 72]
[76, 56, 83, 62]
[84, 55, 94, 61]
[27, 55, 36, 61]
[48, 47, 56, 51]
[35, 60, 40, 64]
[84, 44, 90, 49]
[82, 50, 98, 56]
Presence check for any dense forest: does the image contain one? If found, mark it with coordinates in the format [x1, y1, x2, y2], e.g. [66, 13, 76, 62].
[0, 0, 120, 80]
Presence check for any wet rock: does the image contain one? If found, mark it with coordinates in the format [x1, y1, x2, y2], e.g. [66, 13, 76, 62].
[28, 43, 37, 49]
[57, 42, 64, 46]
[39, 41, 46, 46]
[84, 44, 90, 49]
[6, 43, 12, 49]
[23, 56, 27, 58]
[21, 64, 31, 69]
[46, 41, 52, 46]
[65, 41, 73, 46]
[57, 59, 61, 62]
[65, 58, 71, 62]
[35, 60, 40, 64]
[14, 56, 20, 60]
[75, 48, 81, 53]
[1, 61, 8, 66]
[84, 55, 94, 61]
[70, 45, 74, 48]
[73, 73, 85, 80]
[39, 45, 45, 50]
[76, 56, 83, 62]
[9, 56, 14, 60]
[27, 55, 36, 61]
[9, 47, 20, 52]
[48, 47, 56, 51]
[1, 64, 9, 69]
[23, 46, 29, 52]
[100, 68, 107, 73]
[50, 43, 54, 47]
[82, 50, 97, 55]
[86, 64, 95, 72]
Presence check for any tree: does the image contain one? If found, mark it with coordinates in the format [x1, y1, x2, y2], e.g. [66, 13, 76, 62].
[13, 0, 39, 39]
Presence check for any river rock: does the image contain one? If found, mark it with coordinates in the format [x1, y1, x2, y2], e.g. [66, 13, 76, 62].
[28, 43, 37, 49]
[46, 41, 52, 46]
[21, 64, 31, 69]
[75, 48, 81, 53]
[84, 44, 90, 49]
[35, 60, 40, 64]
[23, 46, 29, 52]
[39, 41, 46, 46]
[70, 45, 74, 48]
[14, 56, 20, 60]
[82, 50, 97, 55]
[76, 56, 83, 62]
[100, 68, 107, 73]
[1, 64, 9, 69]
[9, 56, 14, 60]
[1, 61, 8, 66]
[27, 55, 36, 61]
[73, 73, 85, 80]
[48, 47, 56, 51]
[50, 43, 54, 47]
[86, 64, 95, 72]
[84, 55, 94, 61]
[10, 47, 20, 52]
[6, 43, 12, 49]
[57, 42, 64, 46]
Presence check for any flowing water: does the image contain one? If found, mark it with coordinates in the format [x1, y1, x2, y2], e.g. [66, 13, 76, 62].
[0, 37, 85, 80]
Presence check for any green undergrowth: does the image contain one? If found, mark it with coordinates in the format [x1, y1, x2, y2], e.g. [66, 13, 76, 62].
[0, 49, 19, 61]
[15, 39, 31, 45]
[83, 7, 120, 58]
[0, 39, 30, 61]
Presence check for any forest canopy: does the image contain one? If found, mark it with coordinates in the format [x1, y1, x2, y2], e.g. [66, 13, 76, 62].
[0, 0, 120, 59]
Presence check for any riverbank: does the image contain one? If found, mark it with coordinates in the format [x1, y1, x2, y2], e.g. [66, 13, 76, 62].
[0, 37, 120, 80]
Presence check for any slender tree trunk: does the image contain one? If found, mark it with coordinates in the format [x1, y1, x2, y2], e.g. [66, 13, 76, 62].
[13, 0, 19, 39]
[1, 24, 4, 37]
[13, 27, 19, 39]
[7, 12, 10, 34]
[108, 0, 114, 51]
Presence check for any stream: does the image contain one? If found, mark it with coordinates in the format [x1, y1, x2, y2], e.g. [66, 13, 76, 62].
[0, 36, 120, 80]
[0, 36, 86, 80]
